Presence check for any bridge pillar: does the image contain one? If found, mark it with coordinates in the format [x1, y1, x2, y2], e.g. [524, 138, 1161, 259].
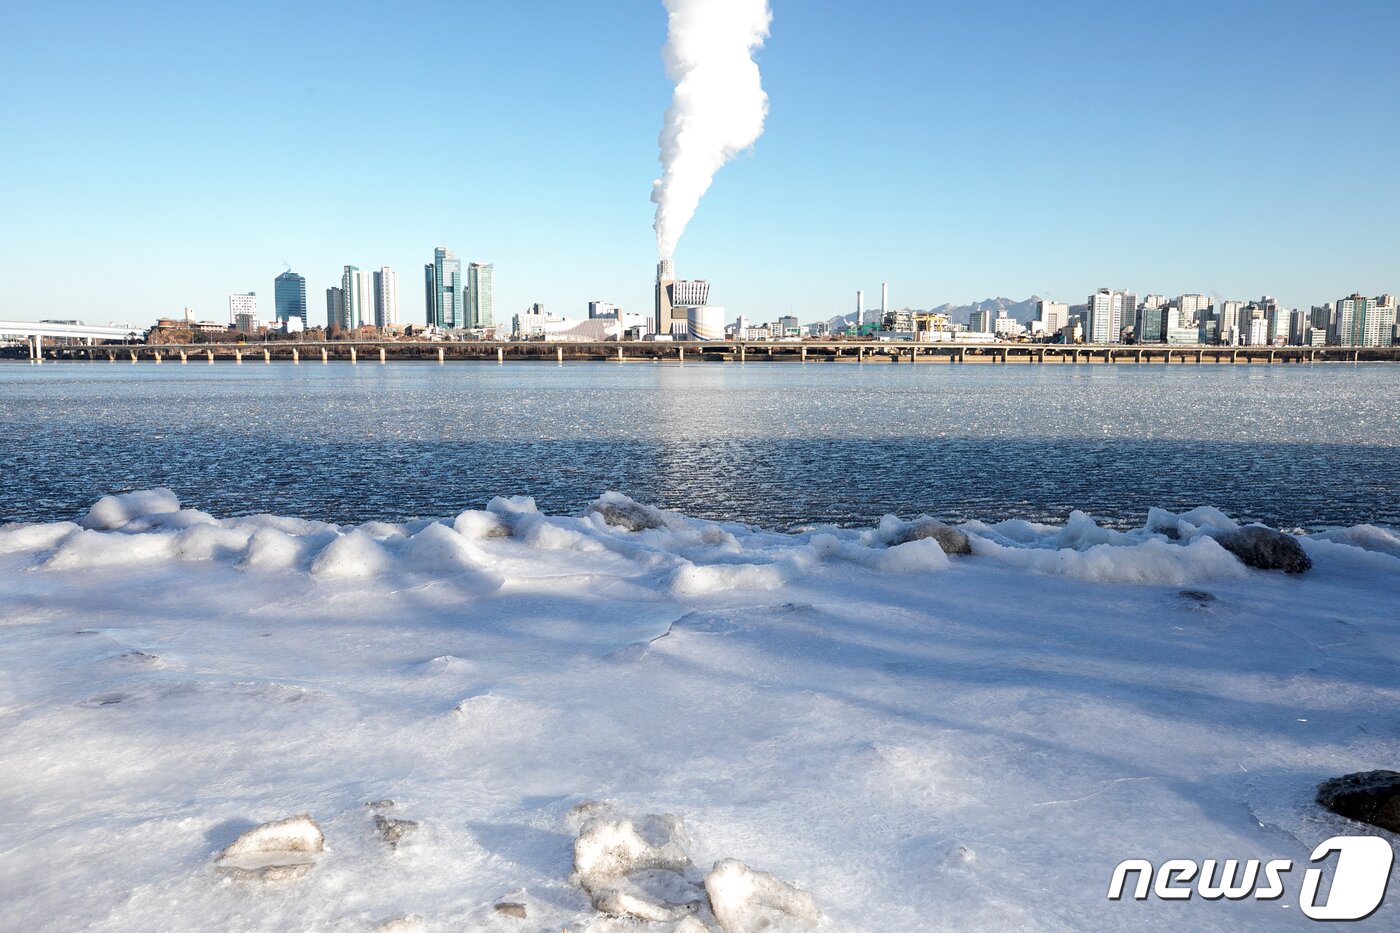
[497, 346, 504, 364]
[679, 346, 685, 364]
[292, 348, 299, 364]
[858, 347, 865, 364]
[349, 347, 357, 364]
[740, 345, 746, 363]
[107, 351, 115, 363]
[379, 347, 386, 364]
[321, 348, 328, 363]
[207, 349, 214, 364]
[1268, 349, 1275, 364]
[556, 346, 563, 364]
[130, 350, 138, 364]
[179, 351, 187, 364]
[264, 349, 271, 364]
[617, 345, 624, 363]
[234, 350, 242, 365]
[437, 347, 445, 364]
[801, 346, 807, 363]
[154, 351, 162, 364]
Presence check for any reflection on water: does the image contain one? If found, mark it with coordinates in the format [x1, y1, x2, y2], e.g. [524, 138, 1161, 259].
[2, 362, 1396, 530]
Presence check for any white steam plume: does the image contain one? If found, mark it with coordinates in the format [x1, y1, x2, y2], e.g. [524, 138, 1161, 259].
[651, 0, 772, 261]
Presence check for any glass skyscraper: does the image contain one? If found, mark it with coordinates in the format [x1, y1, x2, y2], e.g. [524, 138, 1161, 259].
[424, 247, 464, 329]
[468, 262, 494, 328]
[274, 271, 307, 328]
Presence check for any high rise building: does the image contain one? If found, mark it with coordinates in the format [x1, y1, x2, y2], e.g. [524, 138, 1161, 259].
[326, 287, 345, 330]
[467, 262, 494, 328]
[968, 308, 993, 333]
[1215, 300, 1244, 345]
[274, 272, 307, 329]
[1177, 294, 1210, 326]
[1036, 300, 1069, 336]
[1137, 304, 1167, 343]
[425, 247, 464, 329]
[373, 267, 399, 329]
[228, 292, 258, 334]
[1333, 294, 1396, 346]
[340, 266, 373, 331]
[1085, 288, 1131, 343]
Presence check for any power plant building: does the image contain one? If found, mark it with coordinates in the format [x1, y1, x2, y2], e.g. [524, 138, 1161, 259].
[654, 261, 714, 337]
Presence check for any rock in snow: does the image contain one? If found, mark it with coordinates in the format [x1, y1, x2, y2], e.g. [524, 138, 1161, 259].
[1214, 527, 1312, 574]
[587, 492, 671, 532]
[374, 814, 419, 849]
[1316, 770, 1400, 833]
[704, 858, 822, 933]
[214, 814, 324, 881]
[572, 813, 701, 922]
[886, 517, 973, 555]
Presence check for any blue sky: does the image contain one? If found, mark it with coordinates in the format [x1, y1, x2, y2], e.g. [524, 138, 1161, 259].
[2, 0, 1396, 327]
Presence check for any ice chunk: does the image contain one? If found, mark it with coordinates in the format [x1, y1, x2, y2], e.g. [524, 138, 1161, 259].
[241, 526, 304, 571]
[43, 528, 177, 569]
[77, 489, 181, 531]
[704, 858, 821, 933]
[453, 508, 512, 539]
[972, 535, 1248, 585]
[670, 560, 789, 596]
[0, 521, 78, 555]
[309, 530, 393, 580]
[401, 522, 501, 587]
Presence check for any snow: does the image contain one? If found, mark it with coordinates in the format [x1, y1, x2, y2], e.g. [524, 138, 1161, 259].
[0, 491, 1398, 930]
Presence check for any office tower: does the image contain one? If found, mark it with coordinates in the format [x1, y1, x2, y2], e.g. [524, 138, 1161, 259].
[372, 266, 399, 329]
[425, 247, 464, 329]
[468, 262, 494, 328]
[1137, 304, 1167, 343]
[339, 266, 373, 330]
[655, 260, 676, 335]
[1036, 300, 1069, 335]
[1085, 288, 1131, 343]
[326, 287, 345, 330]
[969, 308, 993, 333]
[274, 272, 307, 329]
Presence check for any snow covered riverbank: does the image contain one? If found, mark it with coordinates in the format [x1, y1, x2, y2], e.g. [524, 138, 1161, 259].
[1, 490, 1398, 931]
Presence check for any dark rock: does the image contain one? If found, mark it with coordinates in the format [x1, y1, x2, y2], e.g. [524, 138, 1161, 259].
[888, 519, 973, 556]
[494, 902, 528, 920]
[1178, 590, 1216, 604]
[1215, 527, 1312, 574]
[1317, 770, 1400, 833]
[374, 814, 419, 848]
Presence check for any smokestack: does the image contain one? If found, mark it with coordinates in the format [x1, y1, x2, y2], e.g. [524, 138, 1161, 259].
[652, 0, 773, 261]
[856, 290, 864, 326]
[882, 282, 889, 316]
[655, 259, 676, 336]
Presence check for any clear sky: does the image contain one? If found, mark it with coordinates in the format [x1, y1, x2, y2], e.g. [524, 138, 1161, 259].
[3, 0, 1397, 327]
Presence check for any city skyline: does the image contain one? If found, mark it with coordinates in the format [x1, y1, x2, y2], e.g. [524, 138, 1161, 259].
[3, 2, 1398, 325]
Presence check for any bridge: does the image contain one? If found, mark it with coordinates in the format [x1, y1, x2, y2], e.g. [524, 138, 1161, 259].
[15, 337, 1400, 366]
[0, 320, 143, 360]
